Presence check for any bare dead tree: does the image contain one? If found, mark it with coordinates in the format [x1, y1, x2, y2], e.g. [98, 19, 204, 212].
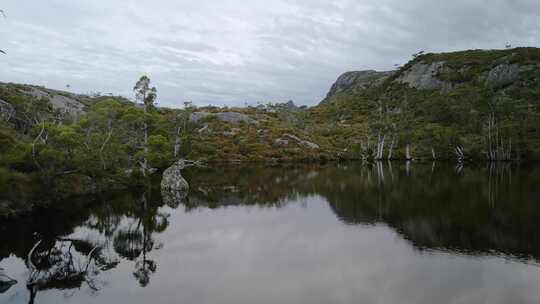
[387, 136, 396, 160]
[31, 120, 47, 169]
[455, 146, 465, 163]
[485, 112, 512, 161]
[405, 144, 413, 161]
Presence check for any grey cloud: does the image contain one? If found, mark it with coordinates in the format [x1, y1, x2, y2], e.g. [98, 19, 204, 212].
[147, 38, 218, 53]
[1, 0, 540, 107]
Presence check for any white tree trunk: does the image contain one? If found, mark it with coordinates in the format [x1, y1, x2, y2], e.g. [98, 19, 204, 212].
[173, 126, 181, 158]
[405, 144, 412, 161]
[387, 137, 395, 160]
[100, 124, 113, 170]
[376, 134, 386, 160]
[141, 97, 148, 176]
[32, 120, 46, 169]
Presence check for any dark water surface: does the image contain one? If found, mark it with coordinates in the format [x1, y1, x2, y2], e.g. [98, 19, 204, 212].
[1, 163, 540, 304]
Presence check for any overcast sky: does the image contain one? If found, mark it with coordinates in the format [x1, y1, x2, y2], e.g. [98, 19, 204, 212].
[1, 0, 539, 107]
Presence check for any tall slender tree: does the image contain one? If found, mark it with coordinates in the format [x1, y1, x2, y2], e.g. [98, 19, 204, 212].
[133, 76, 157, 176]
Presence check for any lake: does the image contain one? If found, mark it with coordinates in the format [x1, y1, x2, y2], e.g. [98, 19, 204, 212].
[1, 162, 540, 304]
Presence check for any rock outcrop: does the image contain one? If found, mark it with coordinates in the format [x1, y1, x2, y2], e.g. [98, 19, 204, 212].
[322, 52, 537, 106]
[321, 70, 393, 104]
[284, 100, 298, 110]
[189, 111, 211, 123]
[0, 99, 15, 122]
[27, 87, 86, 116]
[161, 160, 190, 208]
[283, 134, 320, 150]
[394, 61, 453, 90]
[485, 63, 520, 88]
[190, 111, 258, 124]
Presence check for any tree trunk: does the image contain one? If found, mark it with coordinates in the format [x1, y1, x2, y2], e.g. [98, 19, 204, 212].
[387, 137, 395, 160]
[379, 134, 386, 160]
[455, 146, 465, 163]
[100, 124, 113, 170]
[141, 97, 148, 176]
[376, 134, 386, 160]
[32, 120, 45, 169]
[174, 126, 181, 158]
[405, 144, 412, 161]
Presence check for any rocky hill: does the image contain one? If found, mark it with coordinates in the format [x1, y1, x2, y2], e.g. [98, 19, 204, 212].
[323, 48, 540, 104]
[318, 47, 540, 160]
[0, 82, 132, 118]
[321, 70, 393, 104]
[2, 47, 540, 186]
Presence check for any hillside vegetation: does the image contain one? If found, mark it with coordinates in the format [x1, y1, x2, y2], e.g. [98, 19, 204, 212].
[1, 47, 540, 196]
[320, 47, 540, 161]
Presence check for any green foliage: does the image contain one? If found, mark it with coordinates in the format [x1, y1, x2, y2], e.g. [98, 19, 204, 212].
[2, 47, 540, 181]
[148, 135, 172, 168]
[312, 48, 540, 160]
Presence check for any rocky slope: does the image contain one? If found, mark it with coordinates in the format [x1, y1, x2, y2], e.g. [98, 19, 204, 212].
[318, 47, 540, 160]
[323, 48, 540, 105]
[0, 82, 131, 118]
[321, 70, 393, 104]
[2, 47, 540, 172]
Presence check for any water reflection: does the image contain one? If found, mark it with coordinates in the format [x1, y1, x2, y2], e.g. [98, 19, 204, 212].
[0, 188, 172, 302]
[184, 163, 540, 259]
[1, 162, 540, 303]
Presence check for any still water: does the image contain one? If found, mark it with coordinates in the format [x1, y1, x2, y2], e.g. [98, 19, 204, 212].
[1, 163, 540, 304]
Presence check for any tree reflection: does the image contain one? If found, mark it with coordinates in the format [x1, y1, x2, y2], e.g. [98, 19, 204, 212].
[0, 184, 177, 302]
[185, 163, 540, 260]
[25, 237, 119, 304]
[2, 163, 540, 302]
[112, 191, 168, 287]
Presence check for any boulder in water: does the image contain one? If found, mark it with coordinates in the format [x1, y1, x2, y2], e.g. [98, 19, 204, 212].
[161, 160, 190, 207]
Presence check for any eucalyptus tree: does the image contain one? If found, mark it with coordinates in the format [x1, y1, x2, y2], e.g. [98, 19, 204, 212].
[82, 99, 125, 170]
[133, 76, 157, 176]
[175, 101, 195, 158]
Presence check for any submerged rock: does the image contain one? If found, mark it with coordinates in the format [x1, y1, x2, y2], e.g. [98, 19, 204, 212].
[161, 160, 189, 208]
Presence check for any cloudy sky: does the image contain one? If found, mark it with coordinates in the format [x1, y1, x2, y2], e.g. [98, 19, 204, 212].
[1, 0, 539, 107]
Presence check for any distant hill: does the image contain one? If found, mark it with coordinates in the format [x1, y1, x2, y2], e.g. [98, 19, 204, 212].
[316, 47, 540, 160]
[2, 47, 540, 181]
[0, 82, 133, 117]
[322, 48, 540, 105]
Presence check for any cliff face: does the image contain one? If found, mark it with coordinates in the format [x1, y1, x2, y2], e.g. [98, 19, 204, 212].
[317, 47, 540, 160]
[0, 82, 133, 118]
[321, 70, 393, 104]
[322, 47, 540, 105]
